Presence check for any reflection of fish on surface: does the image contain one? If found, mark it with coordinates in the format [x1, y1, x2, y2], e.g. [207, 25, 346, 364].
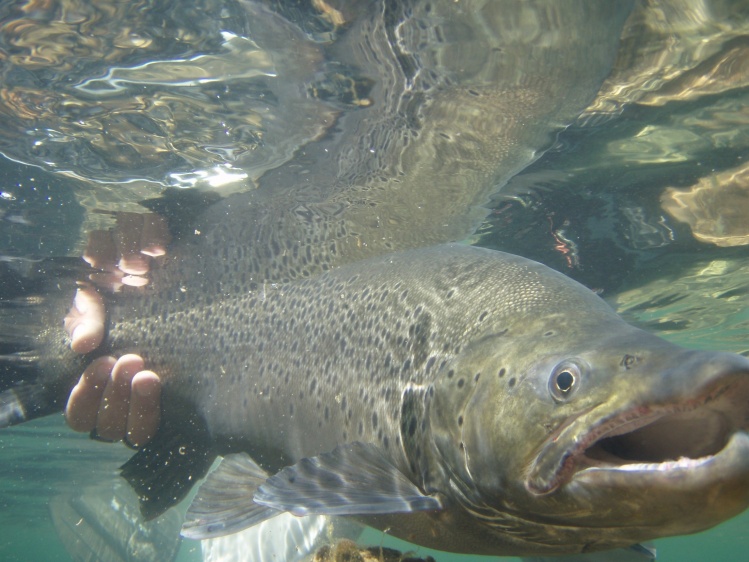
[2, 1, 749, 562]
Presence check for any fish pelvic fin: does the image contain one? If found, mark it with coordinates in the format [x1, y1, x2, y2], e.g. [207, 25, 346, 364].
[254, 442, 442, 517]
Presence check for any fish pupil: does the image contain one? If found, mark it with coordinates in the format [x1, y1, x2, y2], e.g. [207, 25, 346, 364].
[556, 371, 575, 392]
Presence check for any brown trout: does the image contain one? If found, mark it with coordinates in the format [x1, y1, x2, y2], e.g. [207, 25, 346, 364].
[3, 244, 749, 557]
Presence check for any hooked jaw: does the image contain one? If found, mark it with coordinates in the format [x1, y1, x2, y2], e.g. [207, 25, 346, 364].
[527, 354, 749, 502]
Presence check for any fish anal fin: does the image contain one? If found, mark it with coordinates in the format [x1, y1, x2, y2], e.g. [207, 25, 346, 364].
[254, 442, 442, 517]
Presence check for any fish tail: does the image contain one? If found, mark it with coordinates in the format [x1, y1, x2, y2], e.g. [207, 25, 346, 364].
[0, 258, 89, 428]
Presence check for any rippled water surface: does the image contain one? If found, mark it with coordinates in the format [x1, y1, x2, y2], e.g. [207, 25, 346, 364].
[1, 1, 748, 561]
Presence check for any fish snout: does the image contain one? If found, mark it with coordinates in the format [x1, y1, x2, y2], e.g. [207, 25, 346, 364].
[526, 348, 749, 499]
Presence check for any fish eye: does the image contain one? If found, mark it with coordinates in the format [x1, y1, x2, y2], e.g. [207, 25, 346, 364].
[548, 361, 581, 402]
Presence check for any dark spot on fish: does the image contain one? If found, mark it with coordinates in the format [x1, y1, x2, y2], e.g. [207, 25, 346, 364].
[358, 420, 364, 436]
[408, 417, 417, 437]
[508, 377, 516, 388]
[457, 378, 465, 388]
[458, 415, 463, 426]
[478, 311, 488, 322]
[446, 288, 455, 299]
[544, 331, 554, 337]
[324, 406, 330, 421]
[447, 369, 454, 379]
[383, 436, 389, 449]
[372, 412, 378, 429]
[459, 442, 465, 450]
[620, 354, 639, 370]
[341, 396, 347, 412]
[498, 367, 506, 378]
[474, 372, 481, 382]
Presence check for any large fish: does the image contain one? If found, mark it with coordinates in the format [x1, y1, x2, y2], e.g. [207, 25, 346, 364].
[1, 0, 749, 559]
[3, 243, 749, 557]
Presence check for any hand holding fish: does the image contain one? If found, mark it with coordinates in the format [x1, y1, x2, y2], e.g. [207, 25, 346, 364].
[83, 212, 170, 291]
[63, 213, 166, 447]
[65, 354, 160, 448]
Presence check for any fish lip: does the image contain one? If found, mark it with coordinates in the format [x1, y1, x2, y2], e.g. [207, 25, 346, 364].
[526, 378, 748, 496]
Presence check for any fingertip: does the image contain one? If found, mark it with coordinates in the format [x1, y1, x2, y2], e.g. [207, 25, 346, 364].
[112, 354, 146, 384]
[118, 253, 149, 276]
[121, 274, 150, 287]
[70, 322, 104, 354]
[132, 371, 161, 396]
[126, 371, 162, 447]
[66, 287, 105, 354]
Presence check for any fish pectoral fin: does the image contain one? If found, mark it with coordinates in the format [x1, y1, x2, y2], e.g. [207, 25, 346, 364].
[253, 441, 442, 516]
[182, 452, 279, 539]
[120, 417, 215, 520]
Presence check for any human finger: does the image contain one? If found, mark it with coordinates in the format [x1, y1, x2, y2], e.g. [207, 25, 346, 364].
[64, 286, 105, 354]
[125, 371, 162, 447]
[95, 354, 144, 441]
[65, 356, 117, 432]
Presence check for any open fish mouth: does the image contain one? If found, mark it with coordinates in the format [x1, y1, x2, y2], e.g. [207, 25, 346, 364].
[527, 375, 749, 496]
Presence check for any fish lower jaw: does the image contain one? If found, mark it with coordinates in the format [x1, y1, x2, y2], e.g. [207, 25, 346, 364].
[527, 378, 749, 496]
[573, 430, 749, 488]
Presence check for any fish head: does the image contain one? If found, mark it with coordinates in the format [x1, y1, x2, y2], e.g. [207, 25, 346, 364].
[429, 313, 749, 550]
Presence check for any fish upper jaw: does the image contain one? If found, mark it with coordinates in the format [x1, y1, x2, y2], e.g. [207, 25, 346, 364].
[525, 354, 749, 498]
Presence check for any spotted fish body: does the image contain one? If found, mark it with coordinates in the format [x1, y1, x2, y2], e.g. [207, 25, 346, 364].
[64, 242, 749, 556]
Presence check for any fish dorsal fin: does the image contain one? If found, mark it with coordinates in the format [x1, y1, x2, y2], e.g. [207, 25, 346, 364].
[120, 417, 215, 520]
[254, 442, 442, 516]
[182, 453, 279, 539]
